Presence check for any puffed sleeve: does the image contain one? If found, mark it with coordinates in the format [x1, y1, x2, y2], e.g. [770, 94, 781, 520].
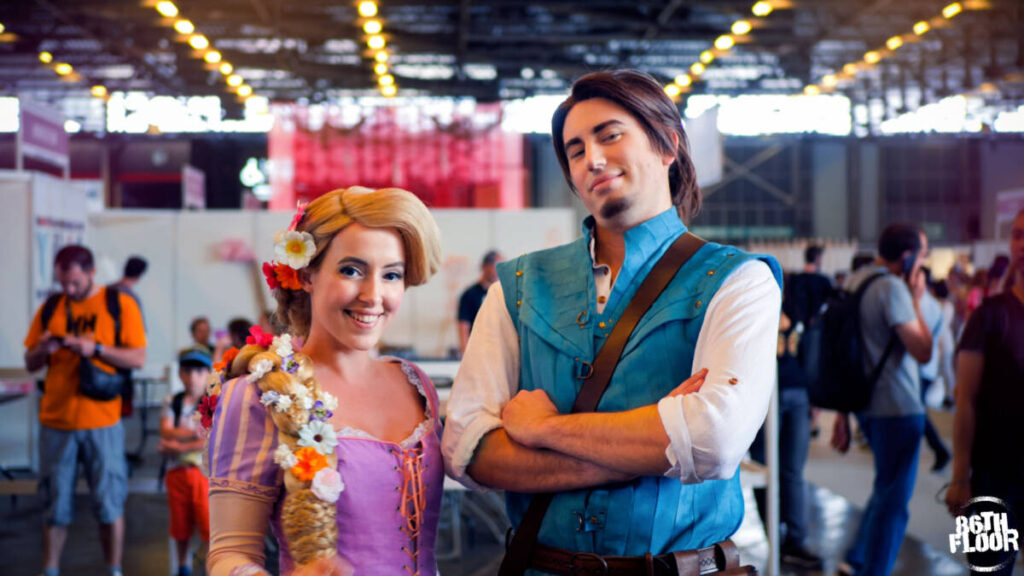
[207, 377, 283, 501]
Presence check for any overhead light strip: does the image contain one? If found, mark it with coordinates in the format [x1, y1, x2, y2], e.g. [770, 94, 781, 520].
[358, 1, 398, 97]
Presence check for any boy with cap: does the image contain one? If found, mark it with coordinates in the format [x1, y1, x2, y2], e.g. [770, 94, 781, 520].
[159, 348, 212, 576]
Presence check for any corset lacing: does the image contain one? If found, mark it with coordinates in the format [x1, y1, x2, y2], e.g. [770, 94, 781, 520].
[394, 447, 427, 575]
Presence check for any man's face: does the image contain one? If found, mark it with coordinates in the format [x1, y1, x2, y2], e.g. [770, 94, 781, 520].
[56, 263, 94, 302]
[483, 254, 503, 283]
[193, 320, 210, 344]
[562, 98, 676, 231]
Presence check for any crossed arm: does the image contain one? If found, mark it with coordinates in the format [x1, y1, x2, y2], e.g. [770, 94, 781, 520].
[442, 260, 780, 492]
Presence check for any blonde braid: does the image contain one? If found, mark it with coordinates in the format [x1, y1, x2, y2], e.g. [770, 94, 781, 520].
[240, 344, 342, 568]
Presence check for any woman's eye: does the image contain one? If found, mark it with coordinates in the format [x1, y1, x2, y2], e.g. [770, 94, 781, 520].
[384, 271, 404, 282]
[339, 266, 362, 278]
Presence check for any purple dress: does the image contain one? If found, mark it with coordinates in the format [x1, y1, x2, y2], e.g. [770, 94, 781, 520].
[207, 359, 444, 575]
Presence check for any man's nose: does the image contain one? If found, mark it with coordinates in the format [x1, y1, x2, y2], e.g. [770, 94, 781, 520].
[586, 146, 606, 172]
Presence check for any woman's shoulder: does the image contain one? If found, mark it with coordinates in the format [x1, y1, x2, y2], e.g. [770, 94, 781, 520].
[383, 358, 440, 417]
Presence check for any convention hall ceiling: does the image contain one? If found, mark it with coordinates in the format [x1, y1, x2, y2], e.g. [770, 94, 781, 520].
[0, 0, 1022, 107]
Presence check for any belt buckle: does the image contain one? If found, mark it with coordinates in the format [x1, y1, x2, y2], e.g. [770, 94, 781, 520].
[569, 551, 609, 576]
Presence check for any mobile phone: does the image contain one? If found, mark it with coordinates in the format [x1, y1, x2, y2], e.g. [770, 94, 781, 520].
[901, 253, 917, 282]
[214, 329, 228, 341]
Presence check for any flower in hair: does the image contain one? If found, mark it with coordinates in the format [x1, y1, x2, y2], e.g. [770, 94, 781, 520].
[311, 468, 345, 503]
[274, 395, 293, 412]
[246, 326, 274, 347]
[213, 346, 239, 374]
[262, 261, 302, 291]
[311, 400, 333, 422]
[198, 393, 218, 430]
[291, 446, 329, 482]
[274, 230, 317, 270]
[282, 356, 300, 374]
[298, 420, 338, 456]
[260, 390, 281, 407]
[273, 444, 298, 469]
[273, 334, 294, 358]
[287, 201, 307, 232]
[318, 391, 339, 412]
[248, 358, 274, 382]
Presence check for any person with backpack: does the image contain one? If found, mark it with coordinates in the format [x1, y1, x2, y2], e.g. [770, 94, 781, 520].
[159, 348, 213, 576]
[23, 245, 147, 576]
[830, 224, 934, 576]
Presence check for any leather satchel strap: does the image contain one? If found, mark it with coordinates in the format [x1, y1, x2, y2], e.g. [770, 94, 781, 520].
[499, 232, 706, 576]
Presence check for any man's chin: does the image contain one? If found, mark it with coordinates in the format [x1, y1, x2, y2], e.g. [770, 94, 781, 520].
[599, 197, 630, 221]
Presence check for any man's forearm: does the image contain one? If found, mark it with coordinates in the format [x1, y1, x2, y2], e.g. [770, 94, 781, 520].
[99, 346, 146, 369]
[951, 395, 976, 485]
[25, 347, 49, 372]
[531, 405, 672, 476]
[466, 429, 634, 493]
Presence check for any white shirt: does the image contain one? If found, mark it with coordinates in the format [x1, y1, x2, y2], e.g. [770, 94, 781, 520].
[441, 255, 780, 489]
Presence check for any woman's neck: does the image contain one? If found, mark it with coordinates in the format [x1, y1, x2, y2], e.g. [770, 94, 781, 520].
[301, 330, 373, 376]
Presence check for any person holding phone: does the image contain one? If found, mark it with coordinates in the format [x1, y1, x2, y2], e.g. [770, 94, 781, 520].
[831, 224, 934, 576]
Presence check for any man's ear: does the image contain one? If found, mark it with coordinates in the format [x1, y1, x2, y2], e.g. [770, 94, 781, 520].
[662, 131, 680, 167]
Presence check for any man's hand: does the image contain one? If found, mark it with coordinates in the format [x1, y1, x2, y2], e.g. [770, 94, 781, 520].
[831, 412, 851, 453]
[158, 438, 181, 455]
[666, 368, 708, 397]
[908, 267, 927, 301]
[64, 335, 96, 358]
[38, 331, 63, 355]
[945, 481, 971, 517]
[502, 389, 559, 449]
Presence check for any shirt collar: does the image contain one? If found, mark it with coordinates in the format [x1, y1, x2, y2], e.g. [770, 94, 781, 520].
[583, 207, 686, 271]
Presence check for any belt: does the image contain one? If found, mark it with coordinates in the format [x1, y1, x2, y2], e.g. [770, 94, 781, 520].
[528, 539, 754, 576]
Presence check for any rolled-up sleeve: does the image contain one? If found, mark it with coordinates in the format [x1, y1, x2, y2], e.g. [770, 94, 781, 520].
[441, 282, 520, 490]
[658, 260, 781, 483]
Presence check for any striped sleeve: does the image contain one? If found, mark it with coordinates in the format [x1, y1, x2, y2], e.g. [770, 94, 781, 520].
[207, 377, 283, 501]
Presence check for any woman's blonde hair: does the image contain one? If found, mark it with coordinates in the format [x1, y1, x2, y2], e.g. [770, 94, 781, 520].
[274, 186, 442, 338]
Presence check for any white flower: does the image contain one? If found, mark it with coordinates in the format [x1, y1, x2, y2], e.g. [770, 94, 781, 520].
[274, 230, 317, 270]
[248, 358, 274, 382]
[311, 467, 344, 503]
[275, 395, 293, 412]
[318, 391, 338, 412]
[273, 444, 298, 469]
[290, 383, 310, 400]
[272, 334, 294, 358]
[300, 396, 314, 411]
[298, 420, 338, 455]
[260, 391, 281, 407]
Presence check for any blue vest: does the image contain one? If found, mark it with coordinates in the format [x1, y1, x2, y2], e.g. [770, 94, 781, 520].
[496, 215, 782, 556]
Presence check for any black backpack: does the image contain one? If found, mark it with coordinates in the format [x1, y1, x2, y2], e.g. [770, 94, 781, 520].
[40, 286, 135, 413]
[808, 272, 897, 412]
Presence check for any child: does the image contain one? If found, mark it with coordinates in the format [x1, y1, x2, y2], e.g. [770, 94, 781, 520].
[159, 348, 212, 576]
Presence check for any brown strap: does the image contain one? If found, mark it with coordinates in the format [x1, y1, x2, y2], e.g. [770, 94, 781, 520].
[499, 232, 706, 576]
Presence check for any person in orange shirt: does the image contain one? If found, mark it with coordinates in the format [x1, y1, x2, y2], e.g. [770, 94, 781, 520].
[23, 245, 147, 576]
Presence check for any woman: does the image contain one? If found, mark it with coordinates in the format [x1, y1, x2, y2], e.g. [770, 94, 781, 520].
[946, 209, 1024, 576]
[203, 187, 443, 576]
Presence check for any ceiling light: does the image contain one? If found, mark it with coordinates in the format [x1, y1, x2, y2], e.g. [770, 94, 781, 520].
[204, 50, 222, 63]
[0, 23, 5, 34]
[155, 1, 178, 18]
[674, 74, 692, 87]
[714, 35, 734, 50]
[381, 84, 397, 97]
[731, 20, 752, 35]
[39, 51, 53, 64]
[237, 85, 253, 97]
[822, 75, 837, 88]
[378, 74, 394, 86]
[886, 36, 903, 50]
[942, 2, 962, 18]
[843, 63, 858, 75]
[64, 119, 81, 133]
[374, 62, 388, 75]
[803, 85, 820, 96]
[375, 51, 388, 63]
[520, 67, 534, 79]
[358, 1, 378, 18]
[91, 85, 108, 98]
[189, 35, 209, 50]
[54, 63, 73, 76]
[367, 35, 385, 50]
[700, 50, 714, 64]
[690, 62, 705, 76]
[227, 74, 243, 87]
[363, 20, 382, 35]
[864, 51, 881, 64]
[752, 1, 773, 17]
[913, 21, 930, 35]
[174, 19, 194, 35]
[220, 62, 233, 75]
[664, 84, 681, 98]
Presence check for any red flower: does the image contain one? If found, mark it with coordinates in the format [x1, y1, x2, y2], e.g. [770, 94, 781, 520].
[246, 325, 274, 347]
[288, 202, 307, 231]
[262, 261, 280, 290]
[198, 393, 219, 429]
[275, 264, 302, 290]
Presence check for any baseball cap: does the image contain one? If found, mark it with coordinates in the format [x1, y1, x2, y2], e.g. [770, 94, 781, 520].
[179, 347, 213, 369]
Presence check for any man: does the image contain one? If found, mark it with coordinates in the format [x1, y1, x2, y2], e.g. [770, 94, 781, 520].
[111, 255, 147, 313]
[832, 224, 933, 576]
[442, 70, 782, 574]
[918, 268, 951, 472]
[23, 245, 147, 576]
[747, 247, 832, 571]
[457, 250, 503, 355]
[188, 316, 214, 356]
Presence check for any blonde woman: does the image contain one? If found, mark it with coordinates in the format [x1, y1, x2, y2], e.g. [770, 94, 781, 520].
[203, 187, 443, 576]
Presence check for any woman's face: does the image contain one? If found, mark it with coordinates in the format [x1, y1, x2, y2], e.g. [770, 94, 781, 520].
[304, 223, 406, 352]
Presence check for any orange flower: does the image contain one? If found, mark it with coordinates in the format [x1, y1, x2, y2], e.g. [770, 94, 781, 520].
[218, 346, 239, 372]
[291, 446, 329, 481]
[275, 264, 302, 290]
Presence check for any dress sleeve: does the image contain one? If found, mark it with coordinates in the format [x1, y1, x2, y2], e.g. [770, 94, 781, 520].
[207, 377, 283, 501]
[956, 300, 989, 354]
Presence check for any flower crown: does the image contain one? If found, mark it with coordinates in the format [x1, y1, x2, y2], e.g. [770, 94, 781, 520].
[198, 324, 344, 504]
[262, 202, 316, 292]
